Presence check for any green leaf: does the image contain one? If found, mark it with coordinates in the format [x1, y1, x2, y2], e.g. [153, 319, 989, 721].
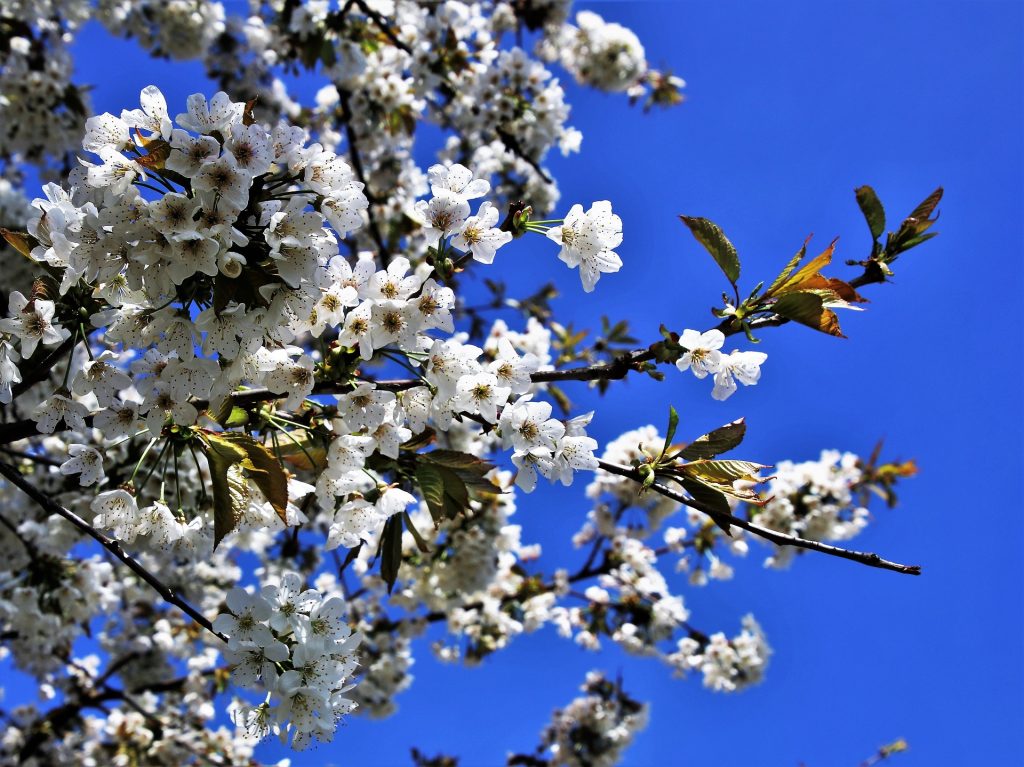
[660, 406, 680, 461]
[771, 291, 845, 338]
[212, 399, 249, 428]
[421, 450, 501, 496]
[221, 433, 289, 526]
[886, 187, 943, 259]
[400, 428, 436, 451]
[679, 478, 733, 535]
[379, 513, 404, 594]
[676, 419, 746, 461]
[420, 450, 489, 470]
[679, 459, 769, 484]
[201, 433, 248, 550]
[403, 511, 432, 554]
[415, 462, 473, 526]
[765, 238, 809, 297]
[855, 185, 886, 241]
[548, 383, 572, 414]
[679, 215, 741, 286]
[414, 461, 445, 525]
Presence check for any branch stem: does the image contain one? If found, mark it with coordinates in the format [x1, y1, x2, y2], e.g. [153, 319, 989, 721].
[595, 460, 921, 575]
[0, 460, 229, 640]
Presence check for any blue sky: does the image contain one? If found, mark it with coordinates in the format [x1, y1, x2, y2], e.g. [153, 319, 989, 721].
[6, 1, 1023, 765]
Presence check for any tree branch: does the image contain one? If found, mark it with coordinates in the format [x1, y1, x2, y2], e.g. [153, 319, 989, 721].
[0, 460, 229, 640]
[337, 88, 392, 262]
[595, 460, 921, 576]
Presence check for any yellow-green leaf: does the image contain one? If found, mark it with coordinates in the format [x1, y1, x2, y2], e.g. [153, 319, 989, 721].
[220, 433, 289, 525]
[201, 433, 248, 549]
[679, 459, 769, 484]
[766, 237, 810, 297]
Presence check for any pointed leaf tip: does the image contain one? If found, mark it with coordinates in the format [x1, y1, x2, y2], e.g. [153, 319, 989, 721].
[680, 215, 741, 286]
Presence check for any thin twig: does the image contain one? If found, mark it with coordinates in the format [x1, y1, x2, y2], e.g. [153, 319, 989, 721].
[337, 89, 391, 261]
[0, 460, 229, 640]
[596, 460, 921, 576]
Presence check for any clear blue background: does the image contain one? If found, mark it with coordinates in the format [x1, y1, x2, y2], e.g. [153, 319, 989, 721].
[7, 1, 1023, 765]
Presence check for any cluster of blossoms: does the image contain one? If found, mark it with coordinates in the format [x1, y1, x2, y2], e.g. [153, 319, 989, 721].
[0, 3, 921, 764]
[675, 328, 768, 400]
[3, 85, 616, 506]
[533, 671, 650, 767]
[540, 10, 648, 93]
[0, 84, 624, 748]
[0, 0, 93, 165]
[553, 536, 689, 654]
[214, 573, 361, 749]
[97, 0, 227, 61]
[753, 450, 872, 568]
[666, 614, 772, 692]
[10, 2, 684, 223]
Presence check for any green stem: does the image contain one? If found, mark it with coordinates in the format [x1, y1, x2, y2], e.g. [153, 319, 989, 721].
[128, 438, 159, 484]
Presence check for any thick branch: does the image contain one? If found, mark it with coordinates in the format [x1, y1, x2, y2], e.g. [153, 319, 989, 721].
[0, 460, 229, 640]
[596, 460, 921, 576]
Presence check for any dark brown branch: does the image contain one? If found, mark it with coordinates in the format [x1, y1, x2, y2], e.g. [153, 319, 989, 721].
[337, 89, 391, 261]
[9, 334, 77, 401]
[596, 460, 921, 576]
[0, 460, 229, 640]
[341, 0, 411, 53]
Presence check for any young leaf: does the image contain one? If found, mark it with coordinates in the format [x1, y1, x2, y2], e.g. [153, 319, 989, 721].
[415, 462, 473, 526]
[212, 399, 249, 428]
[420, 450, 490, 470]
[221, 433, 289, 525]
[767, 239, 839, 297]
[675, 419, 746, 461]
[771, 292, 845, 338]
[906, 186, 943, 226]
[135, 140, 171, 171]
[421, 450, 500, 496]
[0, 229, 34, 259]
[403, 511, 432, 554]
[679, 215, 741, 286]
[886, 187, 943, 259]
[855, 185, 886, 241]
[200, 433, 248, 549]
[679, 478, 733, 535]
[242, 97, 259, 126]
[400, 427, 436, 451]
[766, 237, 811, 297]
[339, 540, 363, 573]
[415, 461, 446, 526]
[273, 430, 326, 472]
[660, 406, 680, 461]
[379, 513, 404, 594]
[679, 459, 769, 484]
